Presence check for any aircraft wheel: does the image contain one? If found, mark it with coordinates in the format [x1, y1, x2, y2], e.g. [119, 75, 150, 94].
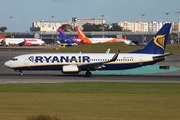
[20, 72, 23, 76]
[86, 71, 92, 77]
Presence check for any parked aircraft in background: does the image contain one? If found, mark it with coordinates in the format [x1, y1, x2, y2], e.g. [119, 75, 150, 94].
[0, 36, 45, 46]
[23, 38, 45, 46]
[0, 35, 4, 39]
[77, 28, 132, 45]
[0, 37, 25, 46]
[57, 28, 81, 46]
[0, 36, 5, 46]
[58, 28, 133, 46]
[4, 23, 171, 76]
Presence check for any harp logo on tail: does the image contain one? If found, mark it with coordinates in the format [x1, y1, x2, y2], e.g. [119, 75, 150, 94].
[153, 35, 165, 50]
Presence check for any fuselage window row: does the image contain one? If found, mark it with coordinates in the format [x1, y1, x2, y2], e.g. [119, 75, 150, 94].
[30, 58, 134, 62]
[89, 59, 134, 62]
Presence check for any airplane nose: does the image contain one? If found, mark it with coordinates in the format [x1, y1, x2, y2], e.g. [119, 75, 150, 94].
[4, 61, 11, 67]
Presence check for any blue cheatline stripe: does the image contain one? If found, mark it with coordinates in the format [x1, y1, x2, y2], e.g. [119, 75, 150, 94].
[91, 65, 180, 75]
[12, 61, 168, 72]
[12, 61, 156, 71]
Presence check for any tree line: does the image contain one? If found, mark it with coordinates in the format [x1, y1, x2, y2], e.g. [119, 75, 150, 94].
[60, 23, 123, 32]
[0, 26, 7, 32]
[0, 23, 123, 32]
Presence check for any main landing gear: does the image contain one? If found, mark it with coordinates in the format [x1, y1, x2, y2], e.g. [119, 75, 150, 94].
[85, 71, 92, 77]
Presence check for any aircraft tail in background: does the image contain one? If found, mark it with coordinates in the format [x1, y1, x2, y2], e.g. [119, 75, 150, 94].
[77, 28, 131, 44]
[57, 28, 81, 45]
[131, 23, 172, 54]
[77, 28, 92, 44]
[0, 35, 4, 40]
[58, 28, 70, 40]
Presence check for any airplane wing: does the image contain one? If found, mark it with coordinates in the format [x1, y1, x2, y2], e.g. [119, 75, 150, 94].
[18, 39, 26, 46]
[78, 50, 120, 70]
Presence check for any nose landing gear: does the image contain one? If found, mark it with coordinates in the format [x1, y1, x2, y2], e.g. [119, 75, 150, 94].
[14, 69, 24, 75]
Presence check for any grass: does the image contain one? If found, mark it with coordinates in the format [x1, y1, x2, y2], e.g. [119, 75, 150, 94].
[1, 43, 180, 120]
[58, 43, 180, 54]
[60, 43, 178, 54]
[58, 43, 142, 53]
[0, 32, 14, 37]
[165, 44, 180, 54]
[0, 83, 180, 120]
[6, 42, 180, 54]
[26, 114, 61, 120]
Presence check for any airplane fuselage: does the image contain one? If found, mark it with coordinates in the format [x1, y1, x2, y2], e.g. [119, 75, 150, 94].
[4, 53, 164, 72]
[89, 38, 126, 43]
[0, 38, 44, 46]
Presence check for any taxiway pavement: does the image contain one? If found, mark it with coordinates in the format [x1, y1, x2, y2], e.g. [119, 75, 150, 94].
[0, 50, 180, 83]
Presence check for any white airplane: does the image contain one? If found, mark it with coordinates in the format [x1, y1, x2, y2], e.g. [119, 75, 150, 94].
[4, 23, 172, 76]
[0, 37, 45, 46]
[23, 38, 45, 46]
[77, 28, 132, 45]
[0, 37, 24, 46]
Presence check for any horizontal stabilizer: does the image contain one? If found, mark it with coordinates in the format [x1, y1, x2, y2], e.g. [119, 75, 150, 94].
[153, 52, 173, 61]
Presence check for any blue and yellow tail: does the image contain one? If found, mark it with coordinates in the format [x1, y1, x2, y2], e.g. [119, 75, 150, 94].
[131, 23, 172, 54]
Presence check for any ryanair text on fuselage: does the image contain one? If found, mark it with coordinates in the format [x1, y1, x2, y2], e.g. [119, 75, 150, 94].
[29, 56, 90, 63]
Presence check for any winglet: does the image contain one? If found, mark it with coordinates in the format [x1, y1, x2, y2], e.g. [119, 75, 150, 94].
[105, 48, 110, 54]
[108, 50, 120, 62]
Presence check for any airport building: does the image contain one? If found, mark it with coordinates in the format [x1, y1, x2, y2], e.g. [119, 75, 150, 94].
[30, 17, 106, 33]
[72, 17, 105, 29]
[15, 18, 180, 45]
[31, 17, 180, 33]
[118, 21, 180, 33]
[118, 21, 164, 32]
[30, 20, 73, 32]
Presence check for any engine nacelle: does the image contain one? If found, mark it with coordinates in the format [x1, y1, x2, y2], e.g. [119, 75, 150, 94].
[62, 65, 80, 74]
[25, 42, 32, 46]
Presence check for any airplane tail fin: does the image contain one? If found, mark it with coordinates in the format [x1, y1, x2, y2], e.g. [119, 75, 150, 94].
[57, 28, 80, 45]
[0, 35, 4, 40]
[77, 28, 92, 44]
[58, 28, 66, 34]
[58, 28, 69, 40]
[131, 23, 172, 54]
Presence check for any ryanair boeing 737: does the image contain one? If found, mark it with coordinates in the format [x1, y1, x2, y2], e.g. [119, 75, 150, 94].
[4, 23, 172, 76]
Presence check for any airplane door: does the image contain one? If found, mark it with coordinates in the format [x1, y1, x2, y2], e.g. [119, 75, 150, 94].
[139, 56, 143, 65]
[24, 57, 28, 65]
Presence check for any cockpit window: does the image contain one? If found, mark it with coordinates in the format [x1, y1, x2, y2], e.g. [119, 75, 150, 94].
[11, 58, 18, 61]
